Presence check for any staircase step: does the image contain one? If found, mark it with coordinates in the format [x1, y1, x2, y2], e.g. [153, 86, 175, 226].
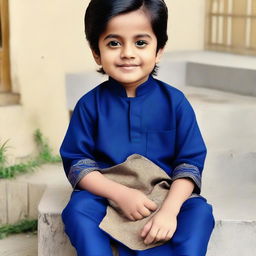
[161, 51, 256, 97]
[0, 233, 37, 256]
[38, 151, 256, 255]
[186, 61, 256, 96]
[38, 186, 76, 256]
[0, 163, 68, 225]
[38, 82, 256, 255]
[38, 185, 256, 256]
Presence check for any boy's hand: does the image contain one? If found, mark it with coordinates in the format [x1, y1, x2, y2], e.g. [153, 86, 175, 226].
[140, 209, 177, 245]
[113, 187, 158, 221]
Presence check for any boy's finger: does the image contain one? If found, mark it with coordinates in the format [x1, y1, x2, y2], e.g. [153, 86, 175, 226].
[144, 199, 158, 211]
[144, 227, 158, 245]
[126, 213, 135, 221]
[154, 230, 166, 242]
[131, 212, 143, 220]
[138, 207, 151, 217]
[140, 219, 153, 237]
[165, 229, 174, 240]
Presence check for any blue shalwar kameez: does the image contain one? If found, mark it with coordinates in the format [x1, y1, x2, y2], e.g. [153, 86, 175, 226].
[60, 75, 215, 256]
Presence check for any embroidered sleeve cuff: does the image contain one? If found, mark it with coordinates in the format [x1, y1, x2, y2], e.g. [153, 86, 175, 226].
[171, 163, 201, 194]
[68, 158, 101, 189]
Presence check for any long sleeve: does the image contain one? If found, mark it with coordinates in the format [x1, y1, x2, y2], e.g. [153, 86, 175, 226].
[60, 97, 106, 189]
[171, 95, 207, 194]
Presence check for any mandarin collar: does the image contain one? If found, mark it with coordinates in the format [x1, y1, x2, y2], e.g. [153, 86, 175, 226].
[108, 75, 156, 98]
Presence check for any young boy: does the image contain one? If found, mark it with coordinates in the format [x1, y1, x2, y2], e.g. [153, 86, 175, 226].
[60, 0, 215, 255]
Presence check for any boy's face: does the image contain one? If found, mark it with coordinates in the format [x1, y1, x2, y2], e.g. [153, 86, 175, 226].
[92, 9, 164, 91]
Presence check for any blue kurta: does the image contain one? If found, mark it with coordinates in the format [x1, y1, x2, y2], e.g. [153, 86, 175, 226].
[60, 75, 207, 194]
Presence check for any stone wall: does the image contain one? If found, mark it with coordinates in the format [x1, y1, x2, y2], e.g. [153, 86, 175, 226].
[0, 180, 45, 225]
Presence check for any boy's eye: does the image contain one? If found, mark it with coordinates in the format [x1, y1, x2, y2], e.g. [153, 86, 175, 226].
[135, 40, 148, 47]
[107, 41, 121, 47]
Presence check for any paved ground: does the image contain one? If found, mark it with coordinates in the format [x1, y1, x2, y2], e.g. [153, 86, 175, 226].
[0, 233, 37, 256]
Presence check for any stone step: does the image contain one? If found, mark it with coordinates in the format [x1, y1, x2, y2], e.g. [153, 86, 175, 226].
[202, 150, 256, 221]
[37, 149, 256, 256]
[186, 85, 256, 154]
[38, 185, 256, 256]
[38, 186, 76, 256]
[38, 81, 256, 255]
[185, 54, 256, 97]
[187, 61, 256, 96]
[0, 163, 67, 225]
[0, 233, 37, 256]
[159, 51, 256, 96]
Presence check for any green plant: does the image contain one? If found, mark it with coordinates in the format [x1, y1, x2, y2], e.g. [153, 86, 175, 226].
[0, 159, 40, 179]
[0, 129, 61, 179]
[0, 140, 9, 166]
[34, 129, 61, 163]
[0, 219, 37, 239]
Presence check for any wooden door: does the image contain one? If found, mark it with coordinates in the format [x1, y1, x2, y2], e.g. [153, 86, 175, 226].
[0, 0, 11, 92]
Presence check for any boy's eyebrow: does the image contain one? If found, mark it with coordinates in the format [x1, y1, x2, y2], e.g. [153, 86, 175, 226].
[134, 34, 152, 39]
[103, 34, 152, 41]
[103, 34, 121, 40]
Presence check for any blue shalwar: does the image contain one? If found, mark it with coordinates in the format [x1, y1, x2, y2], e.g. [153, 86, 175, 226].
[60, 75, 215, 256]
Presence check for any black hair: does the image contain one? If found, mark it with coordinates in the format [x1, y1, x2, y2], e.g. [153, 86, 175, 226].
[84, 0, 168, 76]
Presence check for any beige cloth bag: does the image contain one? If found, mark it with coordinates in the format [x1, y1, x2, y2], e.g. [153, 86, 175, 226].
[99, 154, 172, 250]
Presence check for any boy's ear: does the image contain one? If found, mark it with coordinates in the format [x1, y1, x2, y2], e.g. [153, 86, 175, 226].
[156, 48, 164, 64]
[91, 50, 102, 65]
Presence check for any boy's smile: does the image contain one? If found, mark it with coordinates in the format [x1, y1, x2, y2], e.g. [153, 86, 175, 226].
[92, 9, 164, 97]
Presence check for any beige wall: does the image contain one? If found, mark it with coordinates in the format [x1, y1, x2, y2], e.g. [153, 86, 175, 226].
[7, 0, 93, 156]
[4, 0, 206, 157]
[166, 0, 206, 51]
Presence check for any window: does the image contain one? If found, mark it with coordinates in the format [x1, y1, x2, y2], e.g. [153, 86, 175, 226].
[205, 0, 256, 55]
[0, 0, 11, 92]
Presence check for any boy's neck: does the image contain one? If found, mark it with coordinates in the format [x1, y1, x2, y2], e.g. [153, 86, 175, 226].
[109, 75, 153, 98]
[125, 88, 136, 98]
[118, 76, 151, 98]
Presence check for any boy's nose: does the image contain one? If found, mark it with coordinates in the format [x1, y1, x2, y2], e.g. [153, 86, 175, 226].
[120, 45, 135, 59]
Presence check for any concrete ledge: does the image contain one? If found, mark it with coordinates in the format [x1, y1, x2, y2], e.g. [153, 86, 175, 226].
[186, 62, 256, 96]
[38, 186, 256, 256]
[0, 180, 45, 225]
[65, 72, 105, 111]
[38, 186, 119, 256]
[38, 186, 76, 256]
[0, 92, 20, 106]
[208, 220, 256, 255]
[0, 163, 67, 225]
[0, 233, 38, 256]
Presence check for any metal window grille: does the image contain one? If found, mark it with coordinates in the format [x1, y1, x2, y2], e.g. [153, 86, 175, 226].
[205, 0, 256, 56]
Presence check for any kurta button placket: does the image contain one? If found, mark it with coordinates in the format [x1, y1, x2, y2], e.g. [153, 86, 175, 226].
[129, 98, 142, 143]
